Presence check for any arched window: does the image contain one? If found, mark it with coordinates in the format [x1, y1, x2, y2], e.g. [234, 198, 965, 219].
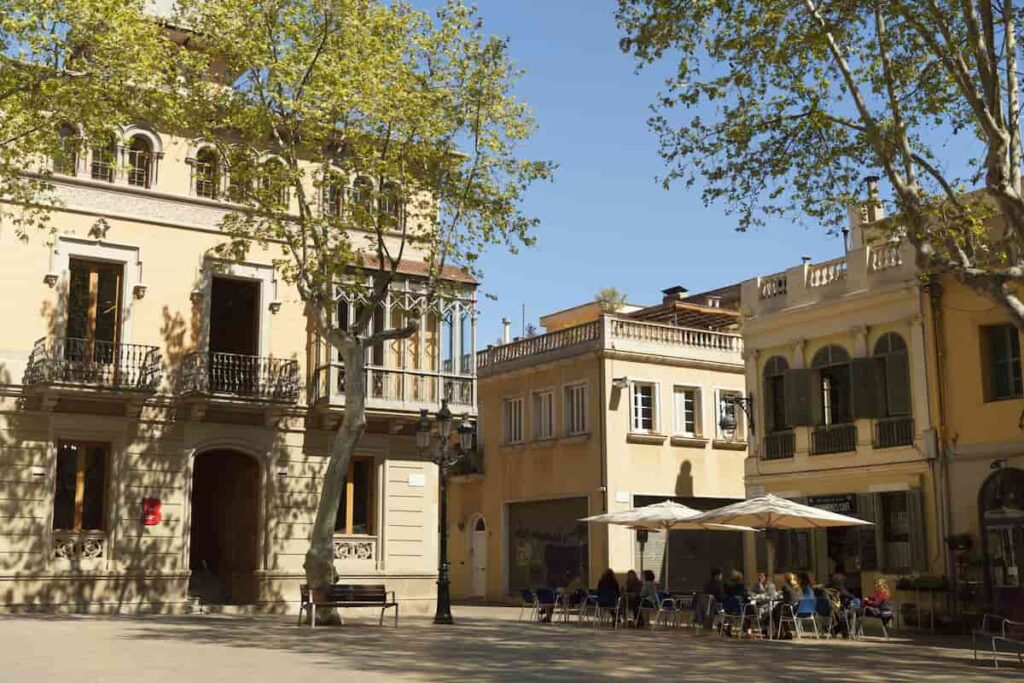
[194, 147, 220, 199]
[321, 170, 344, 218]
[90, 133, 117, 182]
[811, 344, 852, 425]
[874, 332, 911, 417]
[762, 355, 789, 433]
[380, 182, 401, 227]
[126, 135, 153, 188]
[54, 123, 79, 176]
[260, 157, 289, 208]
[351, 176, 373, 220]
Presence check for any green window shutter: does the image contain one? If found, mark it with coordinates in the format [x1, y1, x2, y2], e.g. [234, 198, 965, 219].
[907, 489, 927, 571]
[884, 352, 912, 416]
[850, 357, 885, 420]
[812, 528, 829, 582]
[763, 376, 776, 434]
[873, 493, 887, 571]
[856, 494, 879, 571]
[784, 369, 814, 427]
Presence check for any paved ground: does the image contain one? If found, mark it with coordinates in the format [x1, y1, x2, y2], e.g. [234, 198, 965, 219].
[1, 606, 1021, 682]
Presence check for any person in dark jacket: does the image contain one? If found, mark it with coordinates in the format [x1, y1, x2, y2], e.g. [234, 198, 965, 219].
[703, 567, 725, 603]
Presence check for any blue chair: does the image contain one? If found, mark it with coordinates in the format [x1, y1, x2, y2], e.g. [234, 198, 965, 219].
[777, 596, 820, 639]
[535, 587, 557, 622]
[518, 588, 538, 621]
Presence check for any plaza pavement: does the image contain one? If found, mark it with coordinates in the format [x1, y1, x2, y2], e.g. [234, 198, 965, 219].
[0, 605, 1020, 682]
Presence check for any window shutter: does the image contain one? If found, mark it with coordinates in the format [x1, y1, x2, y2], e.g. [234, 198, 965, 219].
[885, 353, 912, 416]
[812, 528, 829, 582]
[850, 357, 885, 420]
[908, 489, 927, 571]
[856, 494, 879, 572]
[873, 493, 887, 571]
[783, 369, 814, 426]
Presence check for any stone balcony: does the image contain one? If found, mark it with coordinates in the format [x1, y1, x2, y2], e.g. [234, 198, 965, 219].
[476, 316, 744, 376]
[742, 241, 917, 318]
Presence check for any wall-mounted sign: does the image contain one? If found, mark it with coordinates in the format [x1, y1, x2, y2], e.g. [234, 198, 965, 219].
[408, 473, 426, 488]
[807, 494, 856, 515]
[142, 497, 162, 526]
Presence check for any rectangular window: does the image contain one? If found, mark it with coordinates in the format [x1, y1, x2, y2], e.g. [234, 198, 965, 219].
[672, 386, 701, 437]
[502, 397, 524, 444]
[66, 259, 123, 365]
[630, 382, 658, 433]
[880, 491, 911, 572]
[53, 441, 108, 531]
[983, 324, 1023, 401]
[335, 458, 374, 535]
[716, 389, 745, 440]
[564, 383, 588, 436]
[532, 391, 554, 440]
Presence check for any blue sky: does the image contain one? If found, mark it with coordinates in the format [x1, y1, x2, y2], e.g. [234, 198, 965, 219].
[417, 0, 846, 344]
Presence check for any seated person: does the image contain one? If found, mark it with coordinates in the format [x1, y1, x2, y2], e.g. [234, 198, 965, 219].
[724, 569, 749, 602]
[751, 572, 772, 597]
[772, 572, 803, 638]
[637, 569, 659, 627]
[623, 569, 642, 619]
[703, 567, 725, 603]
[861, 578, 893, 626]
[596, 568, 621, 605]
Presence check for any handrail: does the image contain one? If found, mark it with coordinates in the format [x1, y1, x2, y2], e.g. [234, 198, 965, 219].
[25, 336, 162, 390]
[477, 317, 742, 369]
[180, 350, 300, 402]
[806, 257, 848, 288]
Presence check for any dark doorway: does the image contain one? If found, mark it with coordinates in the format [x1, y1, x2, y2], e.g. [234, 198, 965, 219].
[188, 449, 260, 605]
[209, 277, 260, 356]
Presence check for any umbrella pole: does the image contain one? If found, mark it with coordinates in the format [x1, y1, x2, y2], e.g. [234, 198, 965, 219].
[664, 526, 670, 592]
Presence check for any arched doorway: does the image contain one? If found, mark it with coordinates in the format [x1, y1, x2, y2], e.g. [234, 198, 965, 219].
[188, 449, 261, 605]
[469, 515, 487, 598]
[979, 466, 1024, 619]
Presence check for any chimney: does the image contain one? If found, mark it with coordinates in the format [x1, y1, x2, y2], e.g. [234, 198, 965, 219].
[864, 175, 884, 223]
[501, 317, 511, 344]
[661, 285, 689, 304]
[846, 175, 884, 251]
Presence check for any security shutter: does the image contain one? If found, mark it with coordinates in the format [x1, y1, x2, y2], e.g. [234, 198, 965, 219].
[851, 357, 885, 419]
[908, 489, 927, 571]
[884, 353, 912, 416]
[784, 369, 814, 427]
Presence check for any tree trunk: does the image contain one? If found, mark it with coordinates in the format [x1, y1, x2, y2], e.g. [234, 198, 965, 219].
[303, 339, 366, 624]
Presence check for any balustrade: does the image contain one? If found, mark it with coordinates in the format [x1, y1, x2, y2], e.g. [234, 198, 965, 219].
[868, 242, 904, 272]
[25, 337, 161, 391]
[810, 423, 858, 455]
[806, 257, 848, 288]
[874, 416, 914, 449]
[179, 351, 299, 402]
[762, 431, 796, 460]
[760, 273, 788, 300]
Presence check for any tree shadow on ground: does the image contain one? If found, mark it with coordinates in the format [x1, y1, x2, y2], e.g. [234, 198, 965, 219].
[8, 611, 1019, 682]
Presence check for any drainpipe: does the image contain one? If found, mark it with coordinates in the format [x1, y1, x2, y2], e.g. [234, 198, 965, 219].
[597, 317, 609, 583]
[925, 280, 954, 583]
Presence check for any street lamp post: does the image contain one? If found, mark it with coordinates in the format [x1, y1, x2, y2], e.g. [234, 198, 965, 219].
[719, 394, 755, 439]
[416, 400, 474, 625]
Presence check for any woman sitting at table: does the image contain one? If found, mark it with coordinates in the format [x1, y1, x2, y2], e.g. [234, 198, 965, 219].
[623, 569, 642, 624]
[772, 573, 802, 638]
[636, 569, 659, 627]
[596, 568, 621, 605]
[724, 569, 749, 601]
[751, 572, 772, 597]
[861, 577, 893, 626]
[797, 571, 815, 600]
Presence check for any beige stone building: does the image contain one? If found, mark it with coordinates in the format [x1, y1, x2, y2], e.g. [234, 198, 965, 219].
[0, 120, 476, 612]
[447, 288, 748, 600]
[739, 190, 940, 597]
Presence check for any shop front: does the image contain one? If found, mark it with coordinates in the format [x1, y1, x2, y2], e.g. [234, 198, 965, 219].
[979, 467, 1024, 620]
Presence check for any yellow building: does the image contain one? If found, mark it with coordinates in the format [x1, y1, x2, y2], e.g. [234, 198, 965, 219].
[447, 287, 748, 600]
[740, 192, 940, 598]
[931, 275, 1024, 619]
[0, 119, 475, 611]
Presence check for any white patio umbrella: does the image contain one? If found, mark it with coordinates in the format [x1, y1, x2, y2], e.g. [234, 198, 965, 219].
[580, 501, 757, 590]
[691, 494, 873, 580]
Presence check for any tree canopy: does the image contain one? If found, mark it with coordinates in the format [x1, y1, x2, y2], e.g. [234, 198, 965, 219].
[0, 0, 197, 237]
[175, 0, 552, 595]
[618, 0, 1024, 325]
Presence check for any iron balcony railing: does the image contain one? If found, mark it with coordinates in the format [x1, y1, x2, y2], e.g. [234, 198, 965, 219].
[25, 337, 161, 391]
[762, 431, 796, 460]
[874, 416, 914, 449]
[810, 423, 858, 455]
[180, 351, 300, 402]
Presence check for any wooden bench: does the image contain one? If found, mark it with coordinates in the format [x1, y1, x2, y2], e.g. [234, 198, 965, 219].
[299, 584, 399, 628]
